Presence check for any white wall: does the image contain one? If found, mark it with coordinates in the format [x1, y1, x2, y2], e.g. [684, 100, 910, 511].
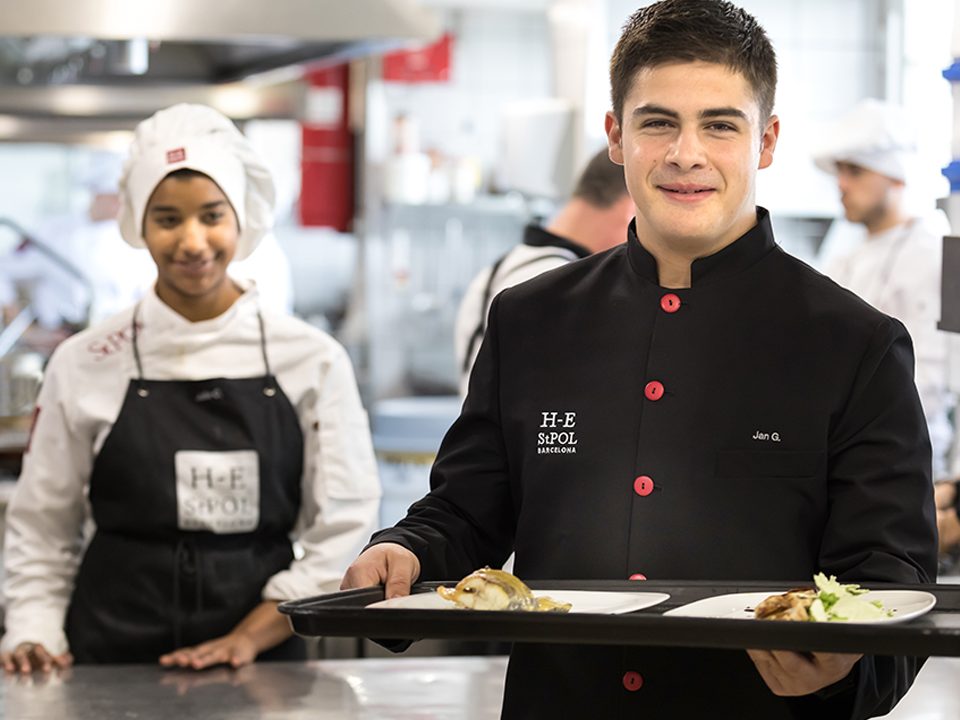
[376, 6, 553, 189]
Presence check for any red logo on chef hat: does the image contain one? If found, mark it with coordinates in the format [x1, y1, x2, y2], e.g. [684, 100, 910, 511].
[166, 147, 186, 164]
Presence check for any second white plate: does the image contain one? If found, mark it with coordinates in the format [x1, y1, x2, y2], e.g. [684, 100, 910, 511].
[368, 589, 670, 615]
[663, 590, 937, 624]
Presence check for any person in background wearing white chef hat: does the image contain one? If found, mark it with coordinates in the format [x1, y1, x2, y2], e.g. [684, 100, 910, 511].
[0, 103, 381, 673]
[813, 99, 955, 486]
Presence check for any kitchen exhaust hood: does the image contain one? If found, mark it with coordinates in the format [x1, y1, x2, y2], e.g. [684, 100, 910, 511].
[0, 0, 441, 130]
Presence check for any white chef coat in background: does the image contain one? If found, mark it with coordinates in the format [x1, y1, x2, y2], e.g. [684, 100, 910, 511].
[823, 216, 954, 477]
[1, 281, 380, 655]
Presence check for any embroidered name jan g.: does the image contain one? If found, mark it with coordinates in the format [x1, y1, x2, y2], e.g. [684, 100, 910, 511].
[752, 430, 781, 442]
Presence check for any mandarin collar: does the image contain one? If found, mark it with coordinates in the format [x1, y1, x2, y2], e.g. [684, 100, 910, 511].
[140, 277, 258, 332]
[626, 207, 777, 287]
[523, 224, 591, 259]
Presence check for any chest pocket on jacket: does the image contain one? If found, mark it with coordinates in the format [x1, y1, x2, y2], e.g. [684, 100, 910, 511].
[715, 450, 825, 478]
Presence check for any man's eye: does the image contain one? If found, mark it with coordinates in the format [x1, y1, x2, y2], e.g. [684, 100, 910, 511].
[641, 120, 672, 129]
[706, 122, 736, 132]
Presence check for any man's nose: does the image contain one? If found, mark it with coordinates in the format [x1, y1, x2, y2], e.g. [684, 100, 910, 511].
[666, 128, 707, 170]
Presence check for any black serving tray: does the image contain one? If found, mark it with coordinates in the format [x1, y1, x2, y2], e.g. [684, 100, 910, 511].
[279, 579, 960, 657]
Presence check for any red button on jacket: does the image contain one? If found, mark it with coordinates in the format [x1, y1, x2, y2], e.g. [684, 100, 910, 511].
[628, 573, 647, 581]
[644, 381, 664, 401]
[660, 293, 681, 313]
[633, 476, 654, 496]
[622, 671, 644, 692]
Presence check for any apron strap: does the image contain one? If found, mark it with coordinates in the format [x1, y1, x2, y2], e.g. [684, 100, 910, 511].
[130, 301, 278, 399]
[255, 311, 277, 398]
[131, 303, 149, 398]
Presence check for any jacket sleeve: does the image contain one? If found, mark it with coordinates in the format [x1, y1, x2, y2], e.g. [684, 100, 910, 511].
[370, 293, 515, 581]
[262, 343, 381, 601]
[811, 317, 938, 719]
[1, 349, 89, 656]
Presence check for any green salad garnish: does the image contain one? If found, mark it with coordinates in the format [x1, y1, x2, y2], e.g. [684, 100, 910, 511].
[808, 573, 892, 622]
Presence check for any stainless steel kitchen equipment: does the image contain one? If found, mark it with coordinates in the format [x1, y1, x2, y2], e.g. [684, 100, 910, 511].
[0, 0, 441, 136]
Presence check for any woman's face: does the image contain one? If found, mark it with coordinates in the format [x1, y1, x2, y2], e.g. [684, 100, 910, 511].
[143, 173, 240, 316]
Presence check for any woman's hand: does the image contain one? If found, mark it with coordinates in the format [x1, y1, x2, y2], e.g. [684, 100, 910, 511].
[158, 600, 293, 671]
[159, 633, 259, 670]
[1, 642, 73, 675]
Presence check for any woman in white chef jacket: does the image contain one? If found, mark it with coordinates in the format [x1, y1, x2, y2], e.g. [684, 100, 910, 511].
[0, 104, 380, 673]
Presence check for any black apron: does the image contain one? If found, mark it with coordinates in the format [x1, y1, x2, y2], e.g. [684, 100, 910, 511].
[65, 305, 305, 663]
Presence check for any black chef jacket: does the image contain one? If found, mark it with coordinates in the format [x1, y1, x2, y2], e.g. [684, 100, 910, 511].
[371, 208, 938, 719]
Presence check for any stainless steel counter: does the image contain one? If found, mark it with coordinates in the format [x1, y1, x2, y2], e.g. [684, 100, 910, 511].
[4, 655, 959, 718]
[1, 657, 508, 720]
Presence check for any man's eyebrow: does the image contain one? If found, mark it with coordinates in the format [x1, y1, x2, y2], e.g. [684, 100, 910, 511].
[632, 104, 679, 119]
[630, 104, 749, 122]
[699, 107, 749, 121]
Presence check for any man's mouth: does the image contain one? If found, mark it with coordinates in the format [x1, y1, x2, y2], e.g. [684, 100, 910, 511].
[658, 183, 716, 201]
[659, 184, 714, 195]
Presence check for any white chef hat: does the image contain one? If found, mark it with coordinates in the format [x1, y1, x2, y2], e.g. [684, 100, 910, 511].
[118, 103, 275, 260]
[812, 98, 917, 182]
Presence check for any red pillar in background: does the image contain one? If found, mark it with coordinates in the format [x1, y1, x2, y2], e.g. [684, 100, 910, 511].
[300, 64, 354, 231]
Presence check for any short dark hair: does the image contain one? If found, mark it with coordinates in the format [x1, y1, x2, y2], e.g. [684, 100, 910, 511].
[610, 0, 777, 124]
[572, 149, 627, 208]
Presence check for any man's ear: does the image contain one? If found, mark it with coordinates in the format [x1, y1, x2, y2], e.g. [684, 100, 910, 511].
[605, 111, 625, 165]
[758, 114, 780, 170]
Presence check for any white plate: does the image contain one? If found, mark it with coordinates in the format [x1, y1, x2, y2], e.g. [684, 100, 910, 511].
[367, 590, 670, 615]
[663, 590, 937, 624]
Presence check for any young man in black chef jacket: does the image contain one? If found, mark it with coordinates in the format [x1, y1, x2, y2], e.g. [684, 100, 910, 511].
[342, 1, 938, 717]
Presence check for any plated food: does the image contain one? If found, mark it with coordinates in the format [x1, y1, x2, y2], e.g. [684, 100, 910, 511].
[754, 573, 892, 622]
[436, 567, 572, 612]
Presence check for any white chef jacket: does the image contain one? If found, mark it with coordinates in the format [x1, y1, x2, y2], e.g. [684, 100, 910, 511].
[823, 217, 954, 476]
[454, 243, 581, 396]
[1, 280, 380, 655]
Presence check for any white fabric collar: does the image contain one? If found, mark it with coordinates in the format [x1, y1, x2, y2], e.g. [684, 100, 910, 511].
[139, 276, 259, 333]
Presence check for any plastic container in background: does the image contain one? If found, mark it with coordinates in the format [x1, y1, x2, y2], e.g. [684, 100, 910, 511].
[371, 396, 461, 529]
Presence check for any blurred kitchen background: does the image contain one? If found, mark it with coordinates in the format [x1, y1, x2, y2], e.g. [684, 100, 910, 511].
[0, 0, 956, 530]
